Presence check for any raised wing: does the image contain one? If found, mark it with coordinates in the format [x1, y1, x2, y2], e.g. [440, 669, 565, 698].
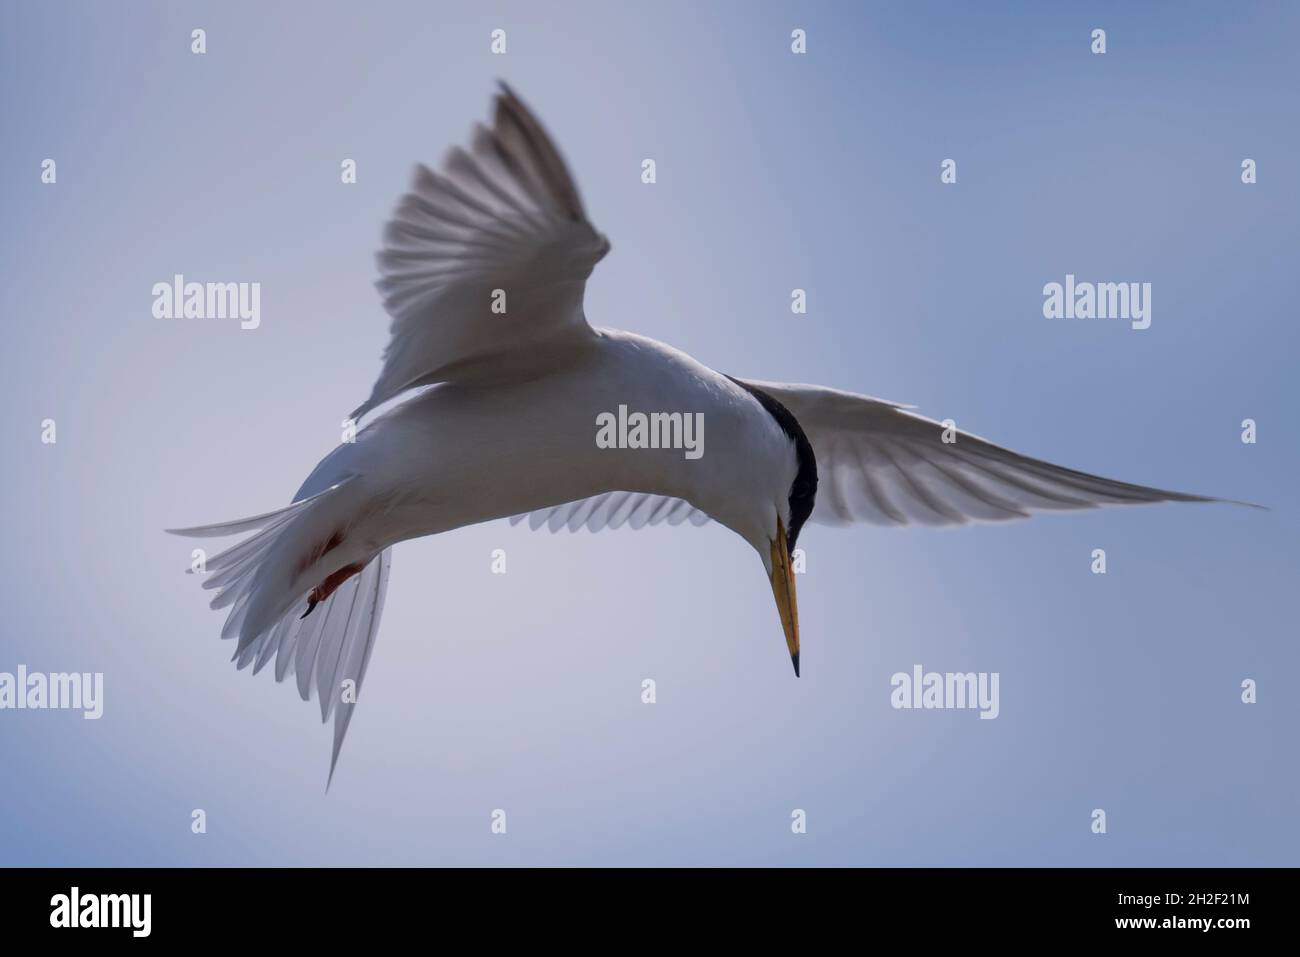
[740, 380, 1252, 527]
[354, 83, 610, 420]
[511, 492, 711, 533]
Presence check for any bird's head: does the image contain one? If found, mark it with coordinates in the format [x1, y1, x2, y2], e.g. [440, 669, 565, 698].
[724, 378, 818, 677]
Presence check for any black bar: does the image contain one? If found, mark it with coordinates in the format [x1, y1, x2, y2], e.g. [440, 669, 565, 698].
[0, 867, 1282, 941]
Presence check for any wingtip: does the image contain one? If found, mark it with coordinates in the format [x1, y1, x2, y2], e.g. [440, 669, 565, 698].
[1200, 495, 1270, 511]
[1234, 499, 1270, 511]
[791, 651, 800, 678]
[163, 524, 213, 538]
[494, 79, 513, 111]
[164, 523, 211, 536]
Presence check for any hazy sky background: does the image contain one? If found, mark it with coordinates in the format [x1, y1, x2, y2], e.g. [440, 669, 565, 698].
[1, 1, 1296, 865]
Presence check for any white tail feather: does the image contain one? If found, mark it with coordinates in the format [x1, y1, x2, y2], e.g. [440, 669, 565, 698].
[168, 479, 392, 784]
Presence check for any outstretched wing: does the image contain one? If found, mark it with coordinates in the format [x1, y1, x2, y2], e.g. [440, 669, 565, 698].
[354, 82, 610, 420]
[740, 381, 1254, 527]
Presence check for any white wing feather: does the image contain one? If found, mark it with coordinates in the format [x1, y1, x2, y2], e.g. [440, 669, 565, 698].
[511, 491, 710, 534]
[739, 381, 1252, 527]
[354, 83, 610, 419]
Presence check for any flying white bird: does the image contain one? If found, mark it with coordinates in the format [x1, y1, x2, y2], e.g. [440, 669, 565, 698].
[170, 83, 1253, 781]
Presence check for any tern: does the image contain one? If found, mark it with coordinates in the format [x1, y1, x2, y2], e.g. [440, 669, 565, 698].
[170, 84, 1252, 780]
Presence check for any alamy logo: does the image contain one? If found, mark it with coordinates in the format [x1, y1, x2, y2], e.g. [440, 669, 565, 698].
[0, 666, 103, 719]
[890, 664, 999, 719]
[152, 274, 261, 329]
[596, 405, 704, 460]
[50, 887, 151, 937]
[1043, 274, 1151, 330]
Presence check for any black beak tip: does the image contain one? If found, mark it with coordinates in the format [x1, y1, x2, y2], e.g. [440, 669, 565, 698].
[791, 651, 800, 678]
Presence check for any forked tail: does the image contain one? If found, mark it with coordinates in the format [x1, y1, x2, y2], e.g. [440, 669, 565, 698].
[167, 481, 392, 785]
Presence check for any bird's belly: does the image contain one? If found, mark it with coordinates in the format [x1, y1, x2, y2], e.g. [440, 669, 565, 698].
[362, 370, 723, 544]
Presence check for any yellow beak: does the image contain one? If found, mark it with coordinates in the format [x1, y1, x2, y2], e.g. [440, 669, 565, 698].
[769, 518, 801, 677]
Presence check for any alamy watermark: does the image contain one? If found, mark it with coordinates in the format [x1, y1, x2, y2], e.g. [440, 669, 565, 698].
[0, 666, 103, 719]
[1043, 274, 1150, 330]
[152, 274, 260, 329]
[596, 405, 704, 460]
[890, 664, 999, 719]
[50, 887, 150, 937]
